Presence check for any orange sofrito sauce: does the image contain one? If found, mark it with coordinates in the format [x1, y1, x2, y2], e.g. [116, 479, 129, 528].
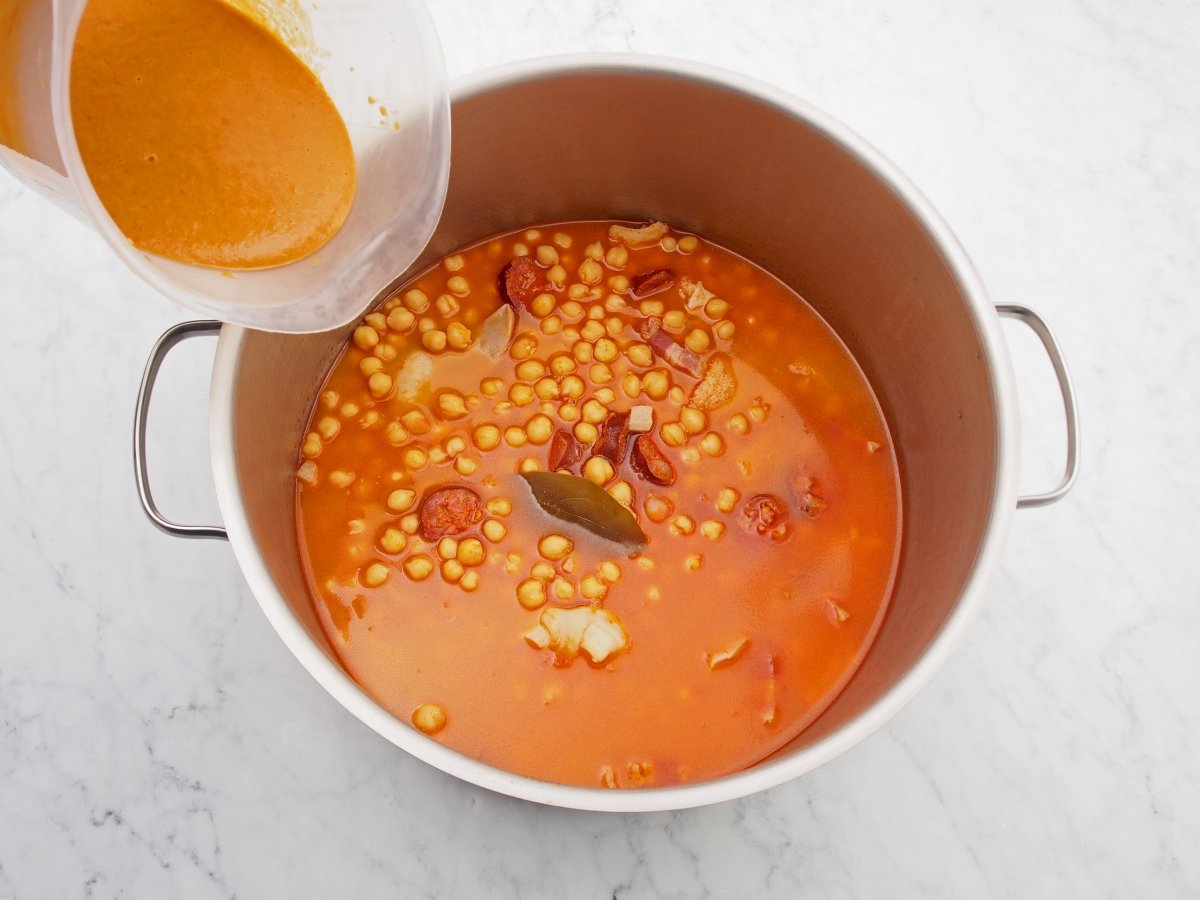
[296, 221, 902, 788]
[69, 0, 355, 268]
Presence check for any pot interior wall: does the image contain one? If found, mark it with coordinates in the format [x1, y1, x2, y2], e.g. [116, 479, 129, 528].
[229, 67, 1000, 769]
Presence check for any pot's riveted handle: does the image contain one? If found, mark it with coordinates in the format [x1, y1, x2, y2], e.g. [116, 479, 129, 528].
[996, 304, 1080, 508]
[133, 320, 228, 540]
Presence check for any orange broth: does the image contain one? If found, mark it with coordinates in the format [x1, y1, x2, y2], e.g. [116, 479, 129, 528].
[295, 221, 901, 788]
[69, 0, 355, 268]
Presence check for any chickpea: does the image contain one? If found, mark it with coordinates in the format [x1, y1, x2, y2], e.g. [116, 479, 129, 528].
[473, 423, 501, 451]
[524, 229, 542, 242]
[512, 242, 529, 257]
[580, 320, 606, 343]
[574, 422, 599, 443]
[361, 562, 390, 587]
[685, 554, 704, 572]
[715, 320, 736, 341]
[678, 235, 699, 253]
[701, 520, 725, 541]
[329, 470, 356, 488]
[560, 374, 586, 399]
[404, 555, 434, 581]
[459, 571, 480, 592]
[728, 413, 751, 435]
[661, 236, 678, 252]
[583, 456, 615, 485]
[443, 253, 465, 272]
[437, 390, 468, 419]
[446, 275, 470, 297]
[518, 456, 540, 474]
[594, 387, 616, 404]
[412, 703, 446, 735]
[341, 402, 360, 418]
[526, 414, 554, 445]
[685, 328, 712, 354]
[580, 575, 608, 601]
[589, 363, 614, 385]
[352, 325, 380, 351]
[705, 298, 730, 319]
[435, 294, 460, 319]
[560, 300, 584, 319]
[516, 359, 546, 382]
[671, 515, 696, 536]
[639, 300, 665, 317]
[749, 401, 770, 423]
[379, 527, 407, 554]
[680, 406, 707, 434]
[403, 289, 430, 313]
[437, 537, 459, 561]
[599, 561, 621, 583]
[296, 461, 317, 485]
[584, 241, 604, 259]
[302, 433, 322, 459]
[536, 244, 560, 266]
[541, 355, 572, 381]
[580, 399, 606, 424]
[552, 577, 576, 601]
[530, 561, 556, 581]
[608, 480, 634, 507]
[504, 427, 528, 448]
[373, 343, 397, 362]
[590, 338, 619, 362]
[680, 448, 701, 464]
[559, 403, 581, 424]
[547, 264, 567, 286]
[572, 341, 594, 365]
[661, 422, 687, 447]
[482, 519, 508, 543]
[716, 487, 740, 514]
[578, 258, 604, 285]
[492, 400, 514, 415]
[620, 373, 642, 399]
[457, 538, 486, 567]
[387, 488, 417, 513]
[385, 421, 408, 446]
[359, 356, 384, 377]
[403, 447, 428, 471]
[441, 559, 465, 583]
[700, 432, 726, 456]
[454, 455, 477, 476]
[530, 292, 556, 317]
[510, 334, 539, 360]
[487, 497, 513, 516]
[643, 368, 672, 400]
[446, 322, 473, 350]
[587, 304, 605, 320]
[517, 578, 548, 610]
[538, 533, 574, 561]
[533, 377, 560, 401]
[509, 383, 535, 407]
[418, 317, 436, 333]
[648, 494, 676, 520]
[480, 377, 504, 396]
[422, 329, 448, 353]
[387, 308, 416, 332]
[400, 513, 421, 534]
[320, 390, 340, 410]
[604, 244, 629, 269]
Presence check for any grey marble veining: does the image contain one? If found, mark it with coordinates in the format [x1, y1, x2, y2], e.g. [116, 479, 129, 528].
[1, 0, 1198, 897]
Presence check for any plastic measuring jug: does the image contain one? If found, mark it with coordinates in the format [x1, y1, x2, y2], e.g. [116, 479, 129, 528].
[0, 0, 450, 333]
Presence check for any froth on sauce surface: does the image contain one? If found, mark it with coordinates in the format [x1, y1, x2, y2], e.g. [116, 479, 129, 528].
[70, 0, 355, 269]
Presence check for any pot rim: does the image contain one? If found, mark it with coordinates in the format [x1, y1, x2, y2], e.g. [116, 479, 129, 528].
[209, 52, 1020, 812]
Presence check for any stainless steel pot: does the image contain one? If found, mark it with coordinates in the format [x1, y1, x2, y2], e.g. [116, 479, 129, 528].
[133, 56, 1078, 811]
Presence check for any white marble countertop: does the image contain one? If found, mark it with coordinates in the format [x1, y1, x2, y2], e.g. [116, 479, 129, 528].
[2, 0, 1198, 896]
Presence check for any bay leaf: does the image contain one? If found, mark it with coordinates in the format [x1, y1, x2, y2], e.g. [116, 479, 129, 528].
[519, 471, 647, 552]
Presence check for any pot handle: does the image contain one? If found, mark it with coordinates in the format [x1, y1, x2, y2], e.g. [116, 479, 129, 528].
[996, 304, 1080, 508]
[133, 320, 229, 540]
